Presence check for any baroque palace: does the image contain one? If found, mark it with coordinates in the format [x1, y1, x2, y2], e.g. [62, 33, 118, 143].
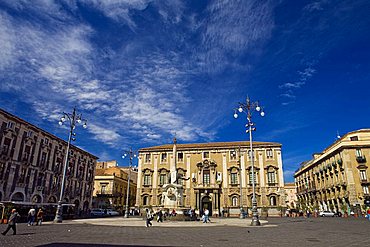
[0, 108, 97, 213]
[294, 129, 370, 215]
[136, 141, 285, 216]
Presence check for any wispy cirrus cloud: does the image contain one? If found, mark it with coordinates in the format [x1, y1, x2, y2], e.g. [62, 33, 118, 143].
[197, 0, 275, 73]
[279, 66, 316, 105]
[0, 0, 277, 154]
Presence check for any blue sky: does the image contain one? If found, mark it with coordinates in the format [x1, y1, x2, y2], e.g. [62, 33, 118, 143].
[1, 0, 370, 182]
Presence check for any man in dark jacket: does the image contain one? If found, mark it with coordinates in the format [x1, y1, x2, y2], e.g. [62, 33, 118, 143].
[2, 209, 20, 235]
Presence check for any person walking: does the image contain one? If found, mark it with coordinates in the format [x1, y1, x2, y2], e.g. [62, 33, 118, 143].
[28, 207, 36, 226]
[145, 208, 153, 227]
[37, 209, 44, 226]
[2, 209, 20, 235]
[366, 207, 370, 221]
[156, 209, 163, 223]
[203, 208, 210, 223]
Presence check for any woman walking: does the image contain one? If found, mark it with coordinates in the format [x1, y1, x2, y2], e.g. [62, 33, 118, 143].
[145, 208, 153, 227]
[2, 209, 20, 236]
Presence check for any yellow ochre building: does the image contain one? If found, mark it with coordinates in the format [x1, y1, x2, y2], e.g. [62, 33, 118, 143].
[136, 140, 285, 216]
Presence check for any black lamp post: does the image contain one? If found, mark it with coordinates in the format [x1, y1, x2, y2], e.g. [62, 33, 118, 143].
[54, 107, 87, 223]
[234, 96, 265, 226]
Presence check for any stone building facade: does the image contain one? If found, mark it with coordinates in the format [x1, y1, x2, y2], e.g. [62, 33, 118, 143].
[284, 183, 297, 209]
[93, 165, 137, 212]
[294, 129, 370, 215]
[136, 141, 285, 216]
[0, 108, 97, 213]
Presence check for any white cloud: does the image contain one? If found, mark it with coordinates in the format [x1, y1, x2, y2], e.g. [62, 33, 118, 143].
[88, 123, 121, 146]
[279, 65, 316, 104]
[0, 11, 16, 70]
[198, 0, 275, 73]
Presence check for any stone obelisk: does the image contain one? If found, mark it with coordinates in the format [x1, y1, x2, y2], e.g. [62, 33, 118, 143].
[162, 137, 183, 209]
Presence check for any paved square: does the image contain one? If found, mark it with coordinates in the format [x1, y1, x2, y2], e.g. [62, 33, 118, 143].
[0, 217, 369, 247]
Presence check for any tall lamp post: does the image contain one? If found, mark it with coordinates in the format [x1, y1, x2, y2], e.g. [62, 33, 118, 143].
[122, 148, 137, 218]
[54, 107, 87, 223]
[234, 96, 265, 226]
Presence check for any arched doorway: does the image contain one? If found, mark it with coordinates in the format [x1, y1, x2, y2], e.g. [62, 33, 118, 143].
[32, 195, 42, 203]
[48, 196, 57, 203]
[11, 192, 24, 202]
[201, 196, 212, 216]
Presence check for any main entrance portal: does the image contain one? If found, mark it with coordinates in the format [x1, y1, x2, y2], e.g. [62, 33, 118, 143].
[201, 196, 212, 216]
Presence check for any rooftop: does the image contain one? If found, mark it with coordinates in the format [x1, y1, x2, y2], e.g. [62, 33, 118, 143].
[140, 141, 281, 152]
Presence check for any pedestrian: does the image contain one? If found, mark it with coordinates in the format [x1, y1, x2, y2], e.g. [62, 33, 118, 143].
[366, 207, 370, 221]
[28, 207, 36, 226]
[2, 209, 20, 235]
[37, 209, 44, 226]
[145, 208, 153, 227]
[203, 208, 210, 223]
[156, 209, 163, 223]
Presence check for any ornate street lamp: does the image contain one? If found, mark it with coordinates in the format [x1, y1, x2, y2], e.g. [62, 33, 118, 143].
[122, 148, 138, 218]
[234, 96, 265, 226]
[54, 107, 87, 223]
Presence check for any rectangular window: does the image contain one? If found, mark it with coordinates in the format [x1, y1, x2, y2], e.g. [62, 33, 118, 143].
[145, 154, 151, 163]
[44, 138, 49, 145]
[203, 170, 210, 184]
[161, 153, 167, 163]
[26, 130, 33, 138]
[6, 121, 15, 129]
[249, 172, 257, 184]
[159, 174, 167, 185]
[101, 184, 107, 194]
[177, 152, 184, 162]
[203, 152, 210, 159]
[144, 175, 151, 185]
[356, 149, 362, 157]
[267, 172, 276, 184]
[231, 173, 238, 185]
[363, 186, 369, 195]
[266, 149, 273, 159]
[248, 150, 255, 160]
[230, 151, 237, 161]
[360, 170, 367, 180]
[350, 136, 359, 141]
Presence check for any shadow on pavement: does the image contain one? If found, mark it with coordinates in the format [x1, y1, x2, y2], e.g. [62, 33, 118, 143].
[37, 244, 174, 247]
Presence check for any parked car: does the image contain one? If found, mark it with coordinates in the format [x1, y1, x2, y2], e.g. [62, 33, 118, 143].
[319, 211, 335, 217]
[90, 209, 105, 217]
[106, 209, 120, 216]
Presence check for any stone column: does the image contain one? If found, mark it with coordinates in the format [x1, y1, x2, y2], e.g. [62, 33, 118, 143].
[222, 153, 227, 188]
[277, 149, 284, 187]
[153, 154, 158, 205]
[135, 156, 143, 207]
[12, 134, 23, 161]
[258, 150, 265, 186]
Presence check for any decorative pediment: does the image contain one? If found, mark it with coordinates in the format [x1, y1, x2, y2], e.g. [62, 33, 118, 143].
[196, 159, 217, 169]
[227, 165, 240, 171]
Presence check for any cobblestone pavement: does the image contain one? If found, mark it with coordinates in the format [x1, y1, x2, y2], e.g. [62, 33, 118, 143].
[0, 217, 369, 247]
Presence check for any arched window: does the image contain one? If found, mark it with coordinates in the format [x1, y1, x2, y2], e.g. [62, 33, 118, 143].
[232, 196, 239, 207]
[270, 196, 277, 206]
[143, 195, 149, 206]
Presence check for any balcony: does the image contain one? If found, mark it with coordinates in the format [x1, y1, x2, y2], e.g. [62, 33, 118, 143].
[360, 178, 369, 184]
[356, 156, 366, 163]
